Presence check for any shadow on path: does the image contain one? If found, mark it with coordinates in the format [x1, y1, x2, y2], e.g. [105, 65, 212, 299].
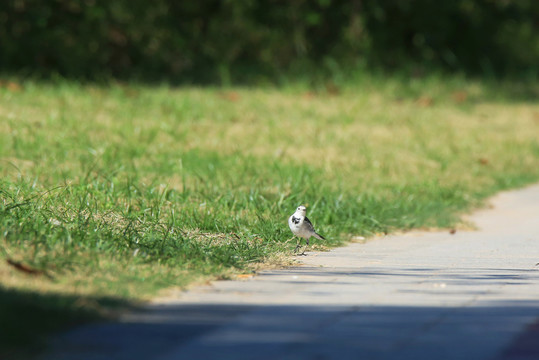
[43, 299, 539, 360]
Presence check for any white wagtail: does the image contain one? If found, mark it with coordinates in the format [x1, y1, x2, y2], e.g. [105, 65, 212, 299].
[288, 205, 325, 255]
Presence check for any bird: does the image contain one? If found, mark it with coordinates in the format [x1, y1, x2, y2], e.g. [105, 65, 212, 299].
[288, 205, 325, 255]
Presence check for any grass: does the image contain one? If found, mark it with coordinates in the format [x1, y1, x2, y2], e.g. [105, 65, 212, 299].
[0, 74, 538, 356]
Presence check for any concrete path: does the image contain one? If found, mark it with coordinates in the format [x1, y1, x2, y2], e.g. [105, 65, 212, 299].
[43, 184, 539, 360]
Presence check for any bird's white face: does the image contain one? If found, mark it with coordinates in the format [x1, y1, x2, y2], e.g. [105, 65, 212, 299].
[296, 206, 307, 216]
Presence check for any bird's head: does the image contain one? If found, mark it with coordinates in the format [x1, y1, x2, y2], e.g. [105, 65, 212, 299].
[296, 205, 307, 216]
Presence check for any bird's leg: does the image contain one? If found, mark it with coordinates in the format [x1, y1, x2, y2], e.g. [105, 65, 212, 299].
[299, 238, 310, 256]
[294, 237, 301, 253]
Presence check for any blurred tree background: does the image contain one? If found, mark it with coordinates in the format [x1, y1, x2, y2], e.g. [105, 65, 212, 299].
[1, 0, 537, 83]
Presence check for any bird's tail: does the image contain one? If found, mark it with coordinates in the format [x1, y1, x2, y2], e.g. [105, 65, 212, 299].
[313, 232, 325, 240]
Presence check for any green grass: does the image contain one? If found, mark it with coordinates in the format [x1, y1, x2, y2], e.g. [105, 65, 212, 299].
[0, 75, 538, 355]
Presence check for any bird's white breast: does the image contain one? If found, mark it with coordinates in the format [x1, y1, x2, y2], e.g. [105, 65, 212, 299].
[288, 214, 301, 231]
[288, 213, 311, 238]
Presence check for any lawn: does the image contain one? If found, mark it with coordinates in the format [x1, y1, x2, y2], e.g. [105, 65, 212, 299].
[1, 75, 538, 356]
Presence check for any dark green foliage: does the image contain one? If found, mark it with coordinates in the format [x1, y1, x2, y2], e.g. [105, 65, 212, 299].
[361, 0, 539, 75]
[0, 0, 537, 82]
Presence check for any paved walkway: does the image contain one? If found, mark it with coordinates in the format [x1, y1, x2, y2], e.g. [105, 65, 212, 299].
[44, 184, 539, 360]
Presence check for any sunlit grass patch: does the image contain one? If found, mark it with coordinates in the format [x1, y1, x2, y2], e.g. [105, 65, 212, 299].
[0, 76, 538, 351]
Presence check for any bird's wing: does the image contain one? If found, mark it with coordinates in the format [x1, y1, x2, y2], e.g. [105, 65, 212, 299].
[303, 216, 316, 232]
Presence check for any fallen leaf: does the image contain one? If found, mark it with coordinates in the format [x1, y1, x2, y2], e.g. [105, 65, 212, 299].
[236, 274, 254, 279]
[416, 96, 433, 107]
[302, 91, 316, 99]
[478, 158, 489, 165]
[1, 81, 23, 92]
[6, 259, 44, 276]
[218, 92, 240, 102]
[325, 82, 340, 96]
[452, 91, 468, 103]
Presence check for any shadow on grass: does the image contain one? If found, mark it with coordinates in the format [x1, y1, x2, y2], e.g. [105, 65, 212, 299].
[0, 285, 132, 360]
